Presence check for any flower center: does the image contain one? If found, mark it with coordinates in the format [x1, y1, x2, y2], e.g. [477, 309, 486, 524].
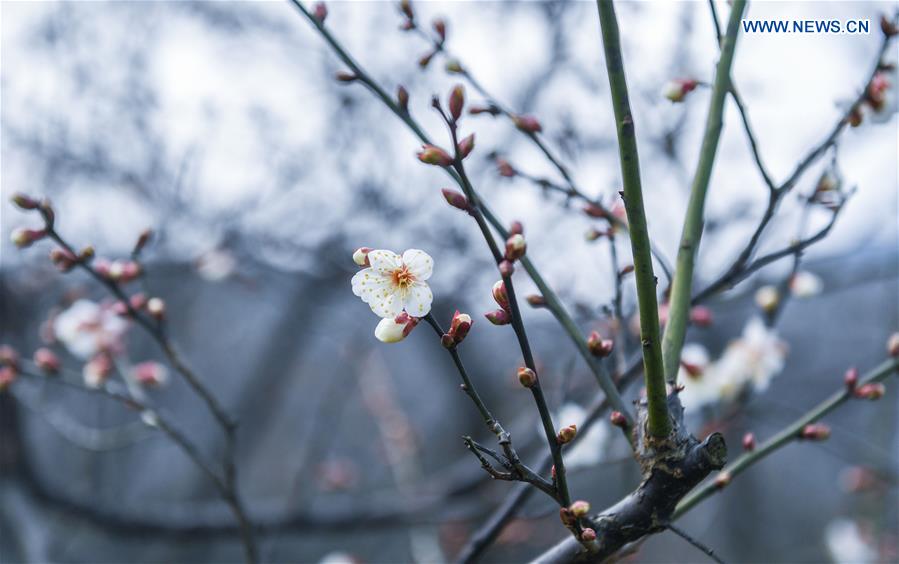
[391, 265, 416, 289]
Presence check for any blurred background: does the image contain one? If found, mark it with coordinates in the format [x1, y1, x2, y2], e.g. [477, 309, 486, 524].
[1, 1, 897, 563]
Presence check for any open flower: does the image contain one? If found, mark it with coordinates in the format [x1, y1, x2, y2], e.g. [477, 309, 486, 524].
[351, 249, 433, 318]
[53, 299, 128, 360]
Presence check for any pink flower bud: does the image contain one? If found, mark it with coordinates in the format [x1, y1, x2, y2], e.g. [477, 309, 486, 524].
[0, 366, 15, 391]
[690, 306, 713, 327]
[799, 423, 831, 441]
[10, 228, 45, 249]
[469, 104, 499, 116]
[441, 333, 455, 348]
[0, 345, 19, 369]
[335, 71, 358, 83]
[526, 294, 546, 308]
[457, 133, 475, 159]
[441, 188, 470, 212]
[662, 78, 699, 102]
[397, 85, 410, 112]
[11, 193, 39, 210]
[504, 234, 526, 261]
[34, 348, 60, 374]
[742, 432, 756, 452]
[112, 301, 130, 316]
[619, 264, 635, 276]
[714, 472, 732, 489]
[417, 144, 454, 167]
[432, 18, 446, 42]
[569, 500, 590, 517]
[498, 260, 514, 277]
[449, 310, 472, 345]
[854, 382, 885, 400]
[485, 309, 510, 326]
[866, 72, 889, 111]
[582, 203, 607, 219]
[94, 258, 112, 279]
[559, 507, 575, 526]
[49, 248, 77, 272]
[587, 331, 614, 357]
[448, 84, 465, 121]
[130, 292, 148, 310]
[609, 410, 627, 428]
[581, 528, 597, 543]
[512, 114, 542, 133]
[133, 361, 169, 387]
[147, 297, 166, 320]
[492, 280, 510, 312]
[557, 424, 577, 444]
[312, 2, 328, 24]
[496, 158, 516, 178]
[517, 367, 536, 388]
[353, 247, 372, 267]
[445, 59, 463, 74]
[83, 354, 113, 388]
[844, 367, 859, 391]
[887, 332, 899, 357]
[508, 221, 524, 236]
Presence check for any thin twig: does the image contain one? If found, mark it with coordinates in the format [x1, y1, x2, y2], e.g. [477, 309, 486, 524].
[667, 524, 726, 564]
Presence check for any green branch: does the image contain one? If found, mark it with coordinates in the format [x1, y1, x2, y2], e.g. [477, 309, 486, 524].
[596, 0, 668, 438]
[660, 0, 747, 384]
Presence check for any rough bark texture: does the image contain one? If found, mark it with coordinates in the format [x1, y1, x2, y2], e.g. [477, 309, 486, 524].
[534, 395, 726, 563]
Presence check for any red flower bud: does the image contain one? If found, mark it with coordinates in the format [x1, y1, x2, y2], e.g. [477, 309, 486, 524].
[508, 221, 524, 236]
[559, 507, 575, 526]
[441, 188, 470, 212]
[498, 260, 514, 277]
[742, 432, 756, 452]
[690, 306, 713, 327]
[448, 310, 472, 345]
[526, 294, 546, 308]
[11, 193, 39, 210]
[335, 71, 358, 83]
[557, 424, 577, 444]
[517, 366, 536, 388]
[854, 382, 885, 400]
[34, 348, 60, 374]
[0, 366, 15, 391]
[844, 367, 859, 391]
[587, 331, 614, 357]
[581, 528, 597, 543]
[130, 292, 148, 310]
[512, 114, 542, 133]
[397, 85, 410, 112]
[417, 144, 453, 167]
[609, 410, 628, 428]
[457, 133, 475, 159]
[0, 345, 19, 369]
[10, 228, 45, 249]
[496, 158, 516, 178]
[799, 423, 831, 441]
[504, 234, 526, 261]
[485, 309, 510, 326]
[312, 2, 328, 24]
[449, 84, 465, 121]
[432, 18, 446, 42]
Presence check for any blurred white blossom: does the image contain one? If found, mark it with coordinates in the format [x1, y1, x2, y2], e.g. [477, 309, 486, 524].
[789, 271, 823, 297]
[825, 518, 877, 564]
[53, 299, 128, 360]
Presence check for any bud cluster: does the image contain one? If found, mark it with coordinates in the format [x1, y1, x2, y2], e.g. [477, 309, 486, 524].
[94, 258, 142, 284]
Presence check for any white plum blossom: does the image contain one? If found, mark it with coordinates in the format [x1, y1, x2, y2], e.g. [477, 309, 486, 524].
[678, 318, 787, 410]
[789, 271, 823, 298]
[825, 518, 877, 564]
[53, 299, 128, 360]
[351, 249, 434, 318]
[195, 249, 237, 282]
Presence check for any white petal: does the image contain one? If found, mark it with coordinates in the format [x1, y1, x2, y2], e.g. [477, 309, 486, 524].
[402, 282, 433, 317]
[368, 250, 402, 275]
[370, 289, 404, 318]
[351, 268, 393, 303]
[374, 318, 407, 343]
[402, 249, 433, 281]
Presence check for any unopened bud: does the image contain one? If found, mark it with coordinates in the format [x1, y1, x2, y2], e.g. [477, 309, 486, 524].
[445, 59, 463, 74]
[469, 104, 498, 116]
[498, 260, 514, 277]
[0, 366, 15, 391]
[418, 51, 435, 69]
[492, 280, 510, 312]
[49, 248, 78, 272]
[512, 114, 542, 133]
[133, 228, 152, 255]
[504, 234, 526, 261]
[353, 247, 372, 267]
[559, 507, 575, 526]
[312, 2, 328, 24]
[375, 313, 418, 343]
[583, 203, 607, 219]
[848, 106, 863, 127]
[690, 306, 713, 327]
[557, 424, 577, 444]
[581, 528, 597, 543]
[854, 382, 885, 400]
[881, 14, 899, 37]
[714, 472, 732, 489]
[742, 432, 756, 452]
[526, 294, 546, 308]
[83, 354, 113, 388]
[496, 158, 516, 178]
[662, 78, 699, 102]
[11, 228, 45, 249]
[397, 85, 410, 112]
[569, 500, 590, 518]
[584, 228, 603, 241]
[844, 367, 859, 391]
[508, 221, 523, 236]
[799, 423, 831, 441]
[448, 310, 473, 345]
[441, 188, 470, 212]
[449, 84, 465, 121]
[609, 410, 628, 428]
[517, 366, 536, 388]
[587, 331, 614, 357]
[417, 144, 454, 167]
[335, 71, 358, 83]
[485, 309, 510, 326]
[133, 361, 169, 387]
[887, 332, 899, 357]
[432, 18, 446, 42]
[457, 133, 475, 159]
[400, 0, 413, 21]
[34, 348, 60, 374]
[94, 258, 111, 279]
[147, 297, 166, 320]
[0, 345, 19, 369]
[130, 292, 148, 310]
[11, 193, 39, 210]
[754, 285, 780, 313]
[619, 264, 635, 276]
[79, 246, 95, 261]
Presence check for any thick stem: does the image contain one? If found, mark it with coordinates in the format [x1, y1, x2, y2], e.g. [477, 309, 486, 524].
[661, 0, 747, 384]
[596, 0, 669, 438]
